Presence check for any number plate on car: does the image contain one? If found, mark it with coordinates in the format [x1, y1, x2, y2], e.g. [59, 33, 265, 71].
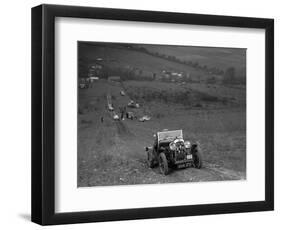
[178, 164, 186, 169]
[186, 155, 192, 160]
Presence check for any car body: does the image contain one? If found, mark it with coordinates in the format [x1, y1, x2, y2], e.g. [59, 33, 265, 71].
[139, 115, 151, 122]
[126, 111, 135, 120]
[108, 104, 114, 111]
[79, 83, 87, 89]
[127, 100, 140, 108]
[145, 129, 203, 175]
[113, 112, 119, 120]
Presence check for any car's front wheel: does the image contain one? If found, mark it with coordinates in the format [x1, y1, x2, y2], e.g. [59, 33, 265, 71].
[159, 152, 169, 175]
[193, 146, 203, 169]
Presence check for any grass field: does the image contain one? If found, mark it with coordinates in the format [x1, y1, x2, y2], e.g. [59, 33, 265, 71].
[138, 44, 246, 71]
[79, 43, 224, 81]
[79, 42, 246, 82]
[78, 80, 246, 187]
[78, 42, 246, 186]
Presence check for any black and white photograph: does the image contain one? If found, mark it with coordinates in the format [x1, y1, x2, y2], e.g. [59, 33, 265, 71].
[29, 3, 274, 226]
[77, 42, 246, 187]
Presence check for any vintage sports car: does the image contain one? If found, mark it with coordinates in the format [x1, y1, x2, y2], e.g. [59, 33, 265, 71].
[127, 100, 140, 108]
[145, 129, 203, 175]
[108, 104, 114, 111]
[139, 115, 151, 122]
[113, 112, 119, 120]
[126, 111, 135, 120]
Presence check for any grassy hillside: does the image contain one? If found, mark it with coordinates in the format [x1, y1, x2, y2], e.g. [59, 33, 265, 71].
[79, 42, 212, 79]
[78, 80, 246, 186]
[77, 42, 246, 187]
[138, 44, 246, 72]
[78, 42, 246, 84]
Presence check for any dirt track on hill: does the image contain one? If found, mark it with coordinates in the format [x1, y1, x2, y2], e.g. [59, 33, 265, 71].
[78, 80, 246, 187]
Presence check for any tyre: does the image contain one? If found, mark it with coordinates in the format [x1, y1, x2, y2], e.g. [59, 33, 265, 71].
[159, 152, 169, 175]
[193, 146, 203, 169]
[147, 150, 155, 168]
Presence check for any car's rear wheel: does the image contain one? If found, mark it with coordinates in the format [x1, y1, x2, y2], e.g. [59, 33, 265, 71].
[159, 152, 169, 175]
[193, 146, 203, 169]
[147, 150, 155, 168]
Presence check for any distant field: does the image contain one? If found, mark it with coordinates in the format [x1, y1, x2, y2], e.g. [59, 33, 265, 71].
[123, 80, 246, 108]
[79, 43, 211, 79]
[79, 42, 246, 86]
[139, 44, 246, 72]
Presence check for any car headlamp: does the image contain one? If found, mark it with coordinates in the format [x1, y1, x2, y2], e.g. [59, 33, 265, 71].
[169, 142, 176, 151]
[184, 141, 191, 148]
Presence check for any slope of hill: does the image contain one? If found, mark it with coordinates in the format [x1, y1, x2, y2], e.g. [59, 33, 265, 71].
[78, 42, 212, 80]
[78, 80, 246, 187]
[138, 44, 246, 72]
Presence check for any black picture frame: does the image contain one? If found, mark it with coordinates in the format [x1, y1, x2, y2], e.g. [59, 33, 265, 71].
[31, 4, 274, 225]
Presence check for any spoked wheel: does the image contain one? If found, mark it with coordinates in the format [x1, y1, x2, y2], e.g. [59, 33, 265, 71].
[193, 146, 203, 169]
[159, 152, 169, 175]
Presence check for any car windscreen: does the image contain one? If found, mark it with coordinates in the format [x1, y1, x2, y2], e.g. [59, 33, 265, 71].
[157, 130, 183, 142]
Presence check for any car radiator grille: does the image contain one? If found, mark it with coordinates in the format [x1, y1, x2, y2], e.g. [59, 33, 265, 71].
[175, 149, 186, 161]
